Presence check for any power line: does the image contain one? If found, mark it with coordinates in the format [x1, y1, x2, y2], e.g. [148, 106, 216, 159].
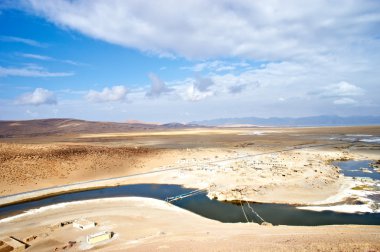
[246, 201, 265, 223]
[239, 200, 250, 222]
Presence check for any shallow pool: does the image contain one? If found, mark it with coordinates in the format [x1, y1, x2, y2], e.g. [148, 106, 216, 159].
[333, 160, 380, 180]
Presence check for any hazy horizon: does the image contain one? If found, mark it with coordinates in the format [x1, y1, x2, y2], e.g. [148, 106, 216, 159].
[1, 1, 379, 122]
[2, 115, 380, 127]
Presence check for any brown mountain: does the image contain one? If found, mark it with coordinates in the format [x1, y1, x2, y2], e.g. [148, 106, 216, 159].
[0, 118, 198, 138]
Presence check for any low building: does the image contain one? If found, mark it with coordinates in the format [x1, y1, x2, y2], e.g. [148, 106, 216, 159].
[86, 231, 112, 244]
[73, 219, 96, 230]
[0, 236, 27, 252]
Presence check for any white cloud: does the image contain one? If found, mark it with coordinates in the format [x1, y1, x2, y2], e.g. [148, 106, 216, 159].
[86, 85, 128, 103]
[311, 81, 365, 100]
[182, 61, 249, 72]
[229, 84, 247, 94]
[179, 77, 215, 101]
[61, 59, 85, 66]
[19, 53, 85, 66]
[194, 77, 214, 92]
[25, 109, 39, 116]
[324, 81, 365, 97]
[0, 65, 74, 77]
[25, 0, 380, 60]
[0, 35, 47, 47]
[16, 88, 57, 105]
[184, 84, 213, 102]
[0, 1, 378, 121]
[20, 53, 52, 60]
[181, 62, 213, 72]
[333, 98, 357, 105]
[146, 73, 172, 98]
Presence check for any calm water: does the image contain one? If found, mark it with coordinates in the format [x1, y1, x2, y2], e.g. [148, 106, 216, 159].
[333, 160, 380, 180]
[0, 160, 379, 226]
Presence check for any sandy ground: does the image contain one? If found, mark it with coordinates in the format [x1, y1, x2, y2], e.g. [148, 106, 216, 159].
[0, 146, 355, 205]
[1, 126, 380, 251]
[1, 127, 380, 207]
[0, 143, 164, 196]
[1, 197, 380, 252]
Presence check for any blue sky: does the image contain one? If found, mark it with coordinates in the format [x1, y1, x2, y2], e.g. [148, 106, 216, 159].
[0, 1, 379, 123]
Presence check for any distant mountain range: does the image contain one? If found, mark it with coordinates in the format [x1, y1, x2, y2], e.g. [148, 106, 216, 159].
[191, 115, 380, 127]
[1, 116, 379, 138]
[0, 118, 200, 138]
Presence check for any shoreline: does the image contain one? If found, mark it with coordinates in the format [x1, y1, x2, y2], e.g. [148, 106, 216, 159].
[0, 170, 378, 217]
[297, 176, 380, 213]
[1, 197, 379, 251]
[0, 127, 379, 251]
[1, 127, 379, 215]
[0, 154, 378, 215]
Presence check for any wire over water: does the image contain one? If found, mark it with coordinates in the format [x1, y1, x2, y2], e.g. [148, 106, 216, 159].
[246, 201, 266, 223]
[239, 200, 250, 222]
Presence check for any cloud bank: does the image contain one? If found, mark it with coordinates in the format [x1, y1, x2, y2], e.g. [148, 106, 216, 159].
[26, 0, 380, 60]
[0, 0, 378, 121]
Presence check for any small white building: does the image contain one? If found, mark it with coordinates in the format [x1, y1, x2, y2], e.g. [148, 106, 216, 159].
[73, 219, 96, 230]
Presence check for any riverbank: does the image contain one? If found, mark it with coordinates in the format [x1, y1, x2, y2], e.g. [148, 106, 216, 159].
[1, 126, 379, 251]
[0, 147, 362, 208]
[1, 197, 379, 252]
[1, 127, 380, 212]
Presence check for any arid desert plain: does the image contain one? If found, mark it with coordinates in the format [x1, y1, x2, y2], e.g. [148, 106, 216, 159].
[0, 120, 380, 251]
